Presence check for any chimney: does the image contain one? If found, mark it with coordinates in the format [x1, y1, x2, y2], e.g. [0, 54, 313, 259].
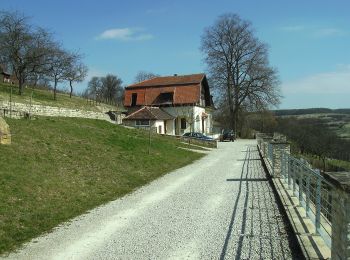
[173, 74, 177, 76]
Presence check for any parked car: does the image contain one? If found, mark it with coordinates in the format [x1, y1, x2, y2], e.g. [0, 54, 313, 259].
[182, 132, 214, 141]
[220, 129, 235, 142]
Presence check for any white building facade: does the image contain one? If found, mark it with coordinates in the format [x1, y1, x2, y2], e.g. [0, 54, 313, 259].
[123, 73, 215, 136]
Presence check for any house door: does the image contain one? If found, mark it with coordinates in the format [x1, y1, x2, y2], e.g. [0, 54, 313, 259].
[164, 120, 167, 134]
[131, 93, 137, 106]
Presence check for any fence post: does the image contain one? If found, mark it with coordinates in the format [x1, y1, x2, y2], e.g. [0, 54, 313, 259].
[29, 91, 33, 119]
[281, 151, 286, 180]
[322, 171, 350, 260]
[292, 161, 297, 194]
[306, 175, 311, 217]
[288, 158, 292, 189]
[298, 164, 303, 203]
[10, 86, 12, 118]
[262, 136, 273, 157]
[268, 143, 274, 174]
[315, 170, 322, 234]
[269, 141, 290, 178]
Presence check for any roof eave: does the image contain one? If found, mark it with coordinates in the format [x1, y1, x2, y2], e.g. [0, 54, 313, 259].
[126, 82, 200, 89]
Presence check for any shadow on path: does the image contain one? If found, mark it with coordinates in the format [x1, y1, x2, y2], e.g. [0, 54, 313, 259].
[220, 146, 304, 260]
[219, 146, 250, 260]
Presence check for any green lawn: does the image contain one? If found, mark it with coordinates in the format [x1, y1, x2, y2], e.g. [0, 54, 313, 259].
[297, 153, 350, 172]
[0, 83, 117, 112]
[0, 117, 203, 254]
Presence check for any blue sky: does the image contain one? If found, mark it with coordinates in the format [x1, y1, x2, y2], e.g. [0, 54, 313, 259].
[1, 0, 350, 109]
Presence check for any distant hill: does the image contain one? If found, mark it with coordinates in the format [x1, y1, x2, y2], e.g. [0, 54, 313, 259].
[273, 108, 350, 116]
[273, 108, 350, 140]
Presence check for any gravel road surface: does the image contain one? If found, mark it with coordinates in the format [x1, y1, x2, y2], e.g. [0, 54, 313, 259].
[3, 140, 301, 259]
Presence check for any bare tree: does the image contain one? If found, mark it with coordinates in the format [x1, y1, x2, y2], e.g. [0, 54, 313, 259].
[0, 11, 54, 95]
[246, 109, 277, 133]
[201, 13, 280, 136]
[101, 74, 123, 104]
[65, 57, 88, 98]
[85, 74, 124, 105]
[85, 76, 101, 104]
[134, 71, 159, 83]
[46, 46, 73, 100]
[87, 76, 102, 101]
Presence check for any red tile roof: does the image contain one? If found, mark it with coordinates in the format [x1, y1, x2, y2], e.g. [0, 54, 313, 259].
[124, 106, 174, 120]
[127, 73, 205, 88]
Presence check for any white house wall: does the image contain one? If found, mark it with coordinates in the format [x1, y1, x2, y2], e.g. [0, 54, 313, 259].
[162, 106, 213, 134]
[153, 120, 165, 134]
[123, 119, 176, 135]
[166, 120, 175, 135]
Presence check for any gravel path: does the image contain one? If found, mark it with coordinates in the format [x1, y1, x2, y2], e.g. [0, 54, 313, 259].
[3, 140, 301, 260]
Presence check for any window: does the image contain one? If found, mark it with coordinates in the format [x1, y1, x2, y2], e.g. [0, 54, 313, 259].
[131, 93, 137, 106]
[136, 120, 150, 126]
[153, 92, 173, 105]
[180, 118, 187, 129]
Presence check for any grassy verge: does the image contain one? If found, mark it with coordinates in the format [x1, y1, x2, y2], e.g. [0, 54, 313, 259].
[296, 153, 350, 172]
[0, 83, 116, 112]
[0, 117, 203, 254]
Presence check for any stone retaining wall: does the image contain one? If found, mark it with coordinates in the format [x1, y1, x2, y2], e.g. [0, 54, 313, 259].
[0, 116, 11, 144]
[159, 133, 217, 148]
[181, 137, 217, 148]
[0, 101, 116, 122]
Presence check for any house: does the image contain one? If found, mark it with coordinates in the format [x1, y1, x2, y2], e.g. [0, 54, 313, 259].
[1, 71, 11, 83]
[0, 64, 16, 84]
[123, 106, 175, 134]
[123, 73, 214, 135]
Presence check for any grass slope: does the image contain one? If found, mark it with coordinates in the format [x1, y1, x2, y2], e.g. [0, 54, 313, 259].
[0, 117, 203, 254]
[0, 83, 115, 112]
[300, 154, 350, 172]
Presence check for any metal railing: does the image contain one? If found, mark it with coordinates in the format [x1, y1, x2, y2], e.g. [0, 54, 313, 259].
[280, 151, 333, 244]
[256, 133, 350, 258]
[257, 136, 334, 246]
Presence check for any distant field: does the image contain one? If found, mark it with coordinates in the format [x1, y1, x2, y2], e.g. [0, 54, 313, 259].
[299, 153, 350, 172]
[275, 109, 350, 139]
[0, 117, 203, 254]
[0, 83, 116, 112]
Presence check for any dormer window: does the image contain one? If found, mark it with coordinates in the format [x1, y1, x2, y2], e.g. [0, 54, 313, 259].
[152, 92, 174, 106]
[131, 93, 137, 106]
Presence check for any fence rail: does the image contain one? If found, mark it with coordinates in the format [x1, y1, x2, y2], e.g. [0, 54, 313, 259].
[1, 108, 29, 118]
[280, 151, 333, 237]
[257, 132, 350, 259]
[257, 134, 332, 243]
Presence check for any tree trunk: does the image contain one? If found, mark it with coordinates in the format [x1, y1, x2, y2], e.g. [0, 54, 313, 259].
[227, 74, 235, 130]
[233, 84, 240, 138]
[233, 107, 239, 138]
[54, 79, 58, 100]
[18, 76, 24, 95]
[234, 66, 240, 137]
[69, 80, 73, 98]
